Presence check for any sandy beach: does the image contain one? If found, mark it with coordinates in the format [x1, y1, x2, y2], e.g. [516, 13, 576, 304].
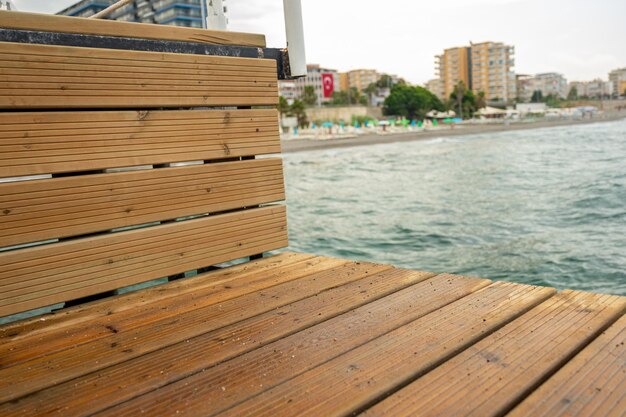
[281, 112, 626, 153]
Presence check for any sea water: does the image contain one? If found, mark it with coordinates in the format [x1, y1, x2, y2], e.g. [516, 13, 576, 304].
[284, 119, 626, 295]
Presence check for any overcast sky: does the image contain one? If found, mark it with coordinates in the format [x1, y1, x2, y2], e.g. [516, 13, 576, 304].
[12, 0, 626, 84]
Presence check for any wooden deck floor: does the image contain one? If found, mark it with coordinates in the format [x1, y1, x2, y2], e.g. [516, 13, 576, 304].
[0, 252, 624, 416]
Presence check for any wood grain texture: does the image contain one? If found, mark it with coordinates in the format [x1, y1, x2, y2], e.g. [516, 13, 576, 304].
[0, 109, 280, 177]
[0, 260, 392, 402]
[93, 274, 489, 417]
[360, 291, 626, 417]
[507, 314, 626, 417]
[0, 254, 339, 367]
[0, 252, 313, 345]
[0, 42, 278, 109]
[216, 282, 556, 417]
[0, 267, 444, 416]
[0, 11, 266, 47]
[0, 158, 285, 246]
[0, 205, 288, 318]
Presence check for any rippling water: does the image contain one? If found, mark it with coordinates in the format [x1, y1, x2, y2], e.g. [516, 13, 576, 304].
[284, 119, 626, 295]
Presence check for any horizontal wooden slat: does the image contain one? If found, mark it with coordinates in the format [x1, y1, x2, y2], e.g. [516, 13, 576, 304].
[0, 254, 339, 367]
[507, 314, 626, 417]
[360, 291, 626, 417]
[0, 205, 288, 318]
[212, 282, 556, 417]
[0, 11, 266, 47]
[0, 260, 392, 402]
[0, 158, 285, 247]
[0, 109, 280, 177]
[0, 42, 278, 109]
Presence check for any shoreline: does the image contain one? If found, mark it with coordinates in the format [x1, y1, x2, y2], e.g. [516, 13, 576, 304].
[281, 113, 626, 153]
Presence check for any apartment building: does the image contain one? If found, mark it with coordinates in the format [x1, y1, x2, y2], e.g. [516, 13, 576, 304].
[568, 79, 613, 99]
[522, 72, 568, 100]
[609, 68, 626, 97]
[344, 69, 380, 92]
[470, 41, 516, 102]
[58, 0, 227, 28]
[278, 80, 298, 104]
[435, 42, 515, 102]
[435, 47, 470, 99]
[294, 64, 340, 105]
[425, 78, 445, 101]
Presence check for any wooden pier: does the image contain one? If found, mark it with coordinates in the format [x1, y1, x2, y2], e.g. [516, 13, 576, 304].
[0, 11, 625, 417]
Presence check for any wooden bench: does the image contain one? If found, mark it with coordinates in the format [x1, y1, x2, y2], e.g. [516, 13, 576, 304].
[1, 11, 626, 417]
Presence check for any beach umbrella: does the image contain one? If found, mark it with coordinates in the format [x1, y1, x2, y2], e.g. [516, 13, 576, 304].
[321, 122, 333, 128]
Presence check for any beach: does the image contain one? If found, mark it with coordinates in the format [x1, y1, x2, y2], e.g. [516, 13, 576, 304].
[282, 112, 626, 153]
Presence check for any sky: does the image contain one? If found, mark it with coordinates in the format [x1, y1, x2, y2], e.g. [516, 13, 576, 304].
[12, 0, 626, 84]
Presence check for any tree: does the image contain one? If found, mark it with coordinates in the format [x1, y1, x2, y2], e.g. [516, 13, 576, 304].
[277, 96, 290, 117]
[567, 86, 578, 101]
[289, 99, 308, 127]
[301, 85, 317, 106]
[476, 91, 487, 109]
[449, 81, 477, 119]
[383, 84, 444, 119]
[364, 82, 378, 105]
[530, 90, 543, 103]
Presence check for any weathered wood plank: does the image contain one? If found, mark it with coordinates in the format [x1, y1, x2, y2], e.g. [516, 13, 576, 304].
[360, 291, 626, 417]
[88, 274, 490, 417]
[0, 11, 266, 47]
[507, 314, 626, 417]
[0, 260, 393, 402]
[0, 252, 314, 346]
[0, 42, 278, 109]
[0, 158, 285, 246]
[0, 206, 288, 318]
[212, 282, 556, 417]
[0, 254, 344, 366]
[0, 268, 444, 416]
[0, 109, 280, 177]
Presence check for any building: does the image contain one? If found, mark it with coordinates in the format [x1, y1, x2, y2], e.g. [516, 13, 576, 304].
[469, 41, 516, 102]
[516, 73, 568, 101]
[344, 69, 380, 92]
[436, 47, 470, 99]
[435, 42, 515, 102]
[425, 79, 445, 100]
[338, 73, 349, 92]
[278, 80, 297, 104]
[609, 68, 626, 97]
[294, 64, 340, 105]
[58, 0, 228, 28]
[516, 74, 534, 102]
[568, 80, 613, 99]
[57, 0, 115, 17]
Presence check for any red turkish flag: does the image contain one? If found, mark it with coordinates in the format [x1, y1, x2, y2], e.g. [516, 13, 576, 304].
[322, 73, 334, 98]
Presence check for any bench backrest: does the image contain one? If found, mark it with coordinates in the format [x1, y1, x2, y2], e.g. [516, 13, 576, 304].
[0, 11, 288, 318]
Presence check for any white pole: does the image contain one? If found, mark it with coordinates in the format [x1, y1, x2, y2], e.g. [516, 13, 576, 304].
[206, 0, 227, 31]
[283, 0, 307, 77]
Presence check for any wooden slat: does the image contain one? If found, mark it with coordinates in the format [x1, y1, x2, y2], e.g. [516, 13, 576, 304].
[0, 260, 393, 402]
[212, 282, 556, 417]
[0, 205, 288, 318]
[0, 158, 285, 246]
[507, 314, 626, 417]
[359, 291, 626, 417]
[0, 42, 278, 109]
[0, 253, 338, 365]
[0, 109, 280, 177]
[0, 11, 266, 47]
[0, 252, 314, 343]
[90, 274, 490, 417]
